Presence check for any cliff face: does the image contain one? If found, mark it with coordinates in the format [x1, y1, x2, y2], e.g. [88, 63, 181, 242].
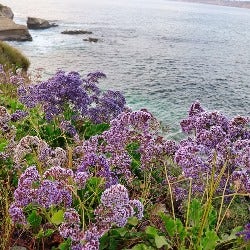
[0, 4, 32, 41]
[0, 4, 14, 19]
[0, 17, 32, 41]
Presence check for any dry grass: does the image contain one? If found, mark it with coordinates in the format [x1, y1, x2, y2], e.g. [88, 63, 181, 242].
[0, 177, 13, 249]
[0, 41, 30, 71]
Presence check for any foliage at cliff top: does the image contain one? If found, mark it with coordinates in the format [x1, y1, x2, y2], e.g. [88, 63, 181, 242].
[0, 66, 249, 250]
[0, 41, 30, 71]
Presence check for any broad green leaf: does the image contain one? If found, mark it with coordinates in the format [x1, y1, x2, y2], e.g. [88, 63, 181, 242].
[145, 226, 158, 237]
[154, 235, 169, 249]
[160, 213, 176, 237]
[115, 227, 128, 237]
[189, 199, 203, 227]
[131, 244, 154, 250]
[51, 209, 64, 225]
[58, 240, 71, 250]
[202, 230, 219, 250]
[176, 218, 186, 241]
[27, 210, 42, 228]
[127, 216, 139, 226]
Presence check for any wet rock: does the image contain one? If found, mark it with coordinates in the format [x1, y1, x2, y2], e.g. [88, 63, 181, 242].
[27, 17, 58, 29]
[83, 37, 98, 43]
[0, 17, 32, 41]
[0, 3, 14, 19]
[61, 30, 92, 35]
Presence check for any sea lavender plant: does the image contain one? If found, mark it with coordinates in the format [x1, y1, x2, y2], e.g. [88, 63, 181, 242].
[58, 184, 143, 249]
[17, 70, 126, 124]
[78, 109, 178, 185]
[13, 136, 67, 169]
[174, 101, 250, 199]
[0, 106, 17, 159]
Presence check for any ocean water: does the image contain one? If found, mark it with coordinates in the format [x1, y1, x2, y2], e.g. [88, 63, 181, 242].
[2, 0, 250, 137]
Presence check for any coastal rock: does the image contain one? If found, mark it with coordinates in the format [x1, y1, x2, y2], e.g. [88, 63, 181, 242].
[0, 17, 32, 41]
[61, 30, 92, 35]
[0, 4, 14, 19]
[27, 17, 58, 29]
[83, 37, 98, 43]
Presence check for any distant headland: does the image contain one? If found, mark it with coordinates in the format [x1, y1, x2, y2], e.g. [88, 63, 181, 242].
[172, 0, 250, 9]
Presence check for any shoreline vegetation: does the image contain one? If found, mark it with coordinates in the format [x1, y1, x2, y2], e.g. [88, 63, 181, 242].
[172, 0, 250, 9]
[0, 2, 250, 250]
[0, 41, 30, 71]
[0, 68, 249, 250]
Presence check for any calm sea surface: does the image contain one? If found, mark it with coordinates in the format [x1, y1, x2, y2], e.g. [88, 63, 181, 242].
[2, 0, 250, 137]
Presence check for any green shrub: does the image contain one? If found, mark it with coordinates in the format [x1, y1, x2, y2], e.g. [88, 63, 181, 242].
[0, 41, 30, 71]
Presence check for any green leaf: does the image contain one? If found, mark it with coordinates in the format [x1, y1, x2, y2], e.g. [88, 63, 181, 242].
[154, 235, 169, 249]
[145, 226, 158, 237]
[44, 229, 54, 237]
[51, 209, 64, 225]
[189, 199, 203, 227]
[27, 210, 42, 228]
[0, 139, 8, 152]
[115, 227, 128, 237]
[160, 213, 176, 237]
[58, 239, 71, 250]
[131, 244, 155, 250]
[127, 216, 139, 226]
[176, 218, 186, 241]
[201, 230, 219, 250]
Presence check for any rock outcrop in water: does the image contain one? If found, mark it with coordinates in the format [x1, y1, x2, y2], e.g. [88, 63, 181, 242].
[61, 30, 92, 35]
[0, 4, 32, 42]
[83, 37, 98, 43]
[0, 3, 14, 19]
[27, 17, 58, 29]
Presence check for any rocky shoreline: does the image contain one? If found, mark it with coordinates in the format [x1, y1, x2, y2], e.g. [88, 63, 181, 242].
[0, 4, 58, 41]
[0, 4, 31, 41]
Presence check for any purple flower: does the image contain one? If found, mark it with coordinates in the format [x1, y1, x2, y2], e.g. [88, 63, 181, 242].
[64, 208, 80, 224]
[18, 70, 126, 123]
[237, 223, 250, 241]
[74, 171, 89, 189]
[175, 102, 250, 199]
[60, 120, 78, 137]
[59, 223, 82, 242]
[95, 184, 143, 227]
[43, 166, 74, 183]
[11, 110, 28, 122]
[9, 203, 27, 225]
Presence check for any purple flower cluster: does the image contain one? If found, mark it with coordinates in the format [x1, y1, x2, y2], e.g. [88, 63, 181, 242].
[77, 152, 116, 188]
[0, 106, 16, 139]
[174, 101, 250, 198]
[14, 136, 67, 169]
[79, 110, 178, 183]
[237, 223, 250, 241]
[59, 209, 82, 242]
[10, 110, 28, 122]
[18, 70, 126, 123]
[9, 165, 75, 224]
[0, 64, 24, 86]
[0, 106, 17, 159]
[58, 184, 143, 250]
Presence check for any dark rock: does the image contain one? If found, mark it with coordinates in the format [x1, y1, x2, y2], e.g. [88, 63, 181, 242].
[27, 17, 58, 29]
[61, 30, 92, 35]
[0, 4, 14, 19]
[83, 37, 98, 43]
[0, 17, 32, 41]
